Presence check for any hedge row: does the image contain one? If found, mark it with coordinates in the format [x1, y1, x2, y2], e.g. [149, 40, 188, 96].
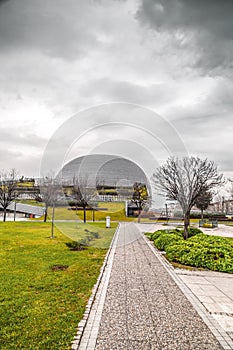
[148, 228, 233, 273]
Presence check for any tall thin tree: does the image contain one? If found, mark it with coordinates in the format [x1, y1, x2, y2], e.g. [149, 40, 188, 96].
[71, 175, 95, 223]
[195, 187, 212, 219]
[131, 182, 150, 223]
[39, 176, 61, 225]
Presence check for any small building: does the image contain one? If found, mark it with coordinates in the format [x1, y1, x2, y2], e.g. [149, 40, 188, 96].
[125, 201, 139, 217]
[0, 202, 45, 219]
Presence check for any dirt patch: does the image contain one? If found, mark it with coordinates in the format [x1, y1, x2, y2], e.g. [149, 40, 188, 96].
[50, 265, 69, 271]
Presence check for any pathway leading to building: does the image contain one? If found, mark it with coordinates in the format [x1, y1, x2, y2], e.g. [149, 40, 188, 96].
[75, 222, 228, 350]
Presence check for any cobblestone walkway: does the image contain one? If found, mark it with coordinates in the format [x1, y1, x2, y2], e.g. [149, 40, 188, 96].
[79, 222, 224, 349]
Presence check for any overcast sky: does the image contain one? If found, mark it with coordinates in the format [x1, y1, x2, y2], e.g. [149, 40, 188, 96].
[0, 0, 232, 178]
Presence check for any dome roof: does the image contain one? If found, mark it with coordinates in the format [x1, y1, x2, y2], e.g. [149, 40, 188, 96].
[61, 154, 150, 190]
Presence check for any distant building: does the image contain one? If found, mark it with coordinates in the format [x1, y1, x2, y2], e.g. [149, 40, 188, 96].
[60, 154, 151, 202]
[208, 199, 233, 214]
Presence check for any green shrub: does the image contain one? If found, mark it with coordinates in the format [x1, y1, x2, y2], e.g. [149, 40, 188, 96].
[166, 235, 233, 273]
[149, 228, 182, 241]
[149, 228, 233, 273]
[154, 233, 183, 251]
[190, 233, 233, 247]
[149, 230, 165, 241]
[84, 229, 101, 239]
[150, 227, 201, 241]
[188, 227, 203, 236]
[174, 211, 226, 219]
[65, 240, 88, 251]
[85, 235, 93, 242]
[90, 231, 100, 239]
[65, 230, 101, 251]
[180, 227, 203, 237]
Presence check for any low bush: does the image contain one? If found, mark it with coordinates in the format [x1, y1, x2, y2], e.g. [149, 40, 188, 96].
[166, 238, 233, 273]
[174, 211, 226, 219]
[180, 227, 203, 237]
[149, 227, 200, 241]
[65, 240, 88, 251]
[153, 233, 183, 251]
[149, 228, 181, 241]
[91, 231, 100, 239]
[149, 230, 166, 241]
[149, 228, 233, 273]
[85, 229, 101, 239]
[66, 229, 101, 251]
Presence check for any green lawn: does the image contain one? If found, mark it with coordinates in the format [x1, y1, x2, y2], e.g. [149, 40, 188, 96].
[219, 221, 233, 226]
[56, 221, 118, 248]
[0, 222, 117, 349]
[38, 201, 135, 222]
[16, 199, 45, 207]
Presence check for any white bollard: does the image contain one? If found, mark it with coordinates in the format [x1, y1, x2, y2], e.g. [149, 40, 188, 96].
[106, 216, 111, 228]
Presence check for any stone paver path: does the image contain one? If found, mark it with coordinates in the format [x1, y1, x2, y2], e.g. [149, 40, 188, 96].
[177, 269, 233, 342]
[78, 222, 224, 349]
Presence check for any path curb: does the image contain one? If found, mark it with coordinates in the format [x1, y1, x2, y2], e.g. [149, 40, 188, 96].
[71, 224, 120, 350]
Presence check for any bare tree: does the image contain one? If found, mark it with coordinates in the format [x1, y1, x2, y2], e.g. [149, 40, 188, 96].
[72, 175, 96, 223]
[194, 187, 212, 219]
[131, 182, 150, 223]
[227, 179, 233, 201]
[38, 176, 61, 224]
[0, 169, 18, 222]
[213, 193, 223, 212]
[152, 156, 223, 239]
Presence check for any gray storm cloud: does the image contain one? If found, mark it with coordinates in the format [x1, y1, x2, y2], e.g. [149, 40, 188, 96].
[137, 0, 233, 75]
[0, 0, 232, 178]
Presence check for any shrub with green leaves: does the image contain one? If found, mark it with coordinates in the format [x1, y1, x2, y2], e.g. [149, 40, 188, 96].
[148, 228, 233, 273]
[149, 228, 182, 241]
[166, 239, 233, 273]
[149, 227, 201, 241]
[65, 240, 88, 251]
[84, 229, 101, 239]
[90, 231, 100, 239]
[183, 227, 203, 237]
[153, 233, 183, 251]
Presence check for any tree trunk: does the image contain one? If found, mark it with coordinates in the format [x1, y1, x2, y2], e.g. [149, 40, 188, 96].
[138, 208, 141, 223]
[183, 211, 190, 240]
[3, 209, 6, 222]
[201, 209, 204, 220]
[83, 207, 86, 223]
[14, 201, 16, 221]
[44, 207, 48, 222]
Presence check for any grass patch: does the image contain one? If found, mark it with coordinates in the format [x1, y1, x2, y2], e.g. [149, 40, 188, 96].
[33, 202, 135, 222]
[0, 222, 117, 349]
[56, 222, 117, 249]
[147, 228, 233, 273]
[219, 221, 233, 226]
